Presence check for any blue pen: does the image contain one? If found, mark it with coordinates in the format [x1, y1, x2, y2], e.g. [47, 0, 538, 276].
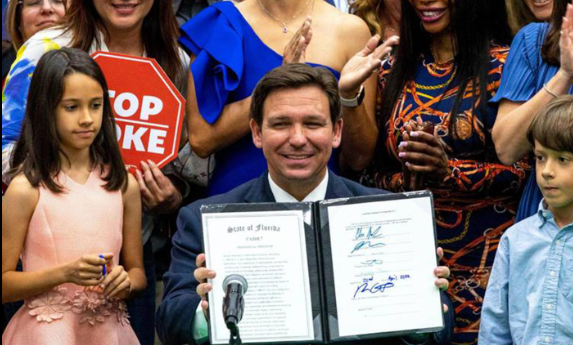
[100, 254, 107, 276]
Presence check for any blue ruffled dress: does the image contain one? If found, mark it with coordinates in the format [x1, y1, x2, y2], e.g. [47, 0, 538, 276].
[490, 23, 573, 221]
[180, 2, 341, 196]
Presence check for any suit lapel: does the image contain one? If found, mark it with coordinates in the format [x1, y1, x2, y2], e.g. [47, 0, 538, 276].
[325, 171, 352, 199]
[243, 173, 276, 203]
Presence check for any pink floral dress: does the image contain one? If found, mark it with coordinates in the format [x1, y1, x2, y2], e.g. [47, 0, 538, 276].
[2, 169, 140, 345]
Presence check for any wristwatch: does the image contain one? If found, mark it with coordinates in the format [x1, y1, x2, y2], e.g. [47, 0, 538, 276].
[340, 85, 365, 108]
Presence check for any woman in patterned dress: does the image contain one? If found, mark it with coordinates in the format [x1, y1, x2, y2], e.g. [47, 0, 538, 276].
[338, 0, 528, 343]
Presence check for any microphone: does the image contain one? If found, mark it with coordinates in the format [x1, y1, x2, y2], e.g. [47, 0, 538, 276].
[222, 274, 248, 335]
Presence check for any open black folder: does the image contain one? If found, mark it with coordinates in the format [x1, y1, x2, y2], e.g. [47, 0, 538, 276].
[201, 191, 444, 345]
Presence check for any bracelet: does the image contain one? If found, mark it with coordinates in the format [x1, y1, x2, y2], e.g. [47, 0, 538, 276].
[543, 83, 558, 99]
[340, 85, 365, 108]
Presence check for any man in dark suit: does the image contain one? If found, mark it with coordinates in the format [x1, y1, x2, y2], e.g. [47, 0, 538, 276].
[157, 64, 454, 345]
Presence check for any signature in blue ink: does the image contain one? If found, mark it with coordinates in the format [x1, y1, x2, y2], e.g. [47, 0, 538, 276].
[354, 277, 395, 298]
[362, 259, 384, 266]
[352, 241, 386, 254]
[354, 226, 383, 240]
[352, 227, 386, 254]
[388, 274, 411, 282]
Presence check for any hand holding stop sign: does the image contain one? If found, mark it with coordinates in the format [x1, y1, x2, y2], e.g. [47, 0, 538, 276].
[135, 160, 182, 213]
[92, 52, 185, 170]
[92, 52, 186, 213]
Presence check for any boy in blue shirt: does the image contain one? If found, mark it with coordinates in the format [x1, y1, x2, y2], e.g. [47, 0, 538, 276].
[479, 95, 573, 345]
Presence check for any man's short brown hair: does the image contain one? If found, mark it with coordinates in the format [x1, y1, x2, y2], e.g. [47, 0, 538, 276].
[250, 64, 341, 126]
[527, 95, 573, 153]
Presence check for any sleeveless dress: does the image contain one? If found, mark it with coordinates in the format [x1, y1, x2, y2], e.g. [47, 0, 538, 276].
[1, 27, 190, 345]
[179, 1, 341, 196]
[373, 45, 528, 345]
[490, 23, 573, 222]
[2, 169, 140, 345]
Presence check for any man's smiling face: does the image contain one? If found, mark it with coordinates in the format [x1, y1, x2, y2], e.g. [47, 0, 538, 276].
[251, 85, 342, 191]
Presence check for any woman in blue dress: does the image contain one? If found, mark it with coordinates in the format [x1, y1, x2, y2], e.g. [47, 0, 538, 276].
[180, 0, 397, 196]
[491, 0, 573, 221]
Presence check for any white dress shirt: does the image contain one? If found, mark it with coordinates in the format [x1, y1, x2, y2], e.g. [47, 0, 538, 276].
[268, 171, 329, 202]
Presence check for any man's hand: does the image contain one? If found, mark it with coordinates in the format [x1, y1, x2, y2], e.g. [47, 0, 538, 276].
[135, 160, 182, 214]
[194, 253, 216, 319]
[436, 247, 451, 314]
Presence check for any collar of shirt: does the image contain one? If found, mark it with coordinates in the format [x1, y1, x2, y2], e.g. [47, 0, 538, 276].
[90, 30, 148, 57]
[268, 171, 329, 203]
[536, 199, 573, 231]
[90, 30, 109, 54]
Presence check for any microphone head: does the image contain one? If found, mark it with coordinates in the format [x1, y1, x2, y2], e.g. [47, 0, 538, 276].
[223, 274, 248, 293]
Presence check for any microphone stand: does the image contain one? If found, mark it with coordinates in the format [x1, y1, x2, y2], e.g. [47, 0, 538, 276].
[223, 274, 247, 345]
[229, 325, 242, 345]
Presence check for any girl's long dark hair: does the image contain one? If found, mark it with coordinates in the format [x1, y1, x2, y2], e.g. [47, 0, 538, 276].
[61, 0, 186, 90]
[542, 0, 570, 66]
[377, 0, 512, 137]
[10, 48, 127, 193]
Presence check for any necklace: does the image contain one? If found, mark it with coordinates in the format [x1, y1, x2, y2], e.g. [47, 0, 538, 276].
[257, 0, 314, 34]
[414, 66, 457, 90]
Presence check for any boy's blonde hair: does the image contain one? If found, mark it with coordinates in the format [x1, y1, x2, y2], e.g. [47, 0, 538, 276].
[527, 95, 573, 153]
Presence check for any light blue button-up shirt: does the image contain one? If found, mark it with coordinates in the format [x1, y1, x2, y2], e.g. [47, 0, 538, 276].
[479, 201, 573, 345]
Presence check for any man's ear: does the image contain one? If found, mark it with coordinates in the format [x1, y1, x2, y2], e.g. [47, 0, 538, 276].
[332, 118, 343, 149]
[250, 119, 263, 149]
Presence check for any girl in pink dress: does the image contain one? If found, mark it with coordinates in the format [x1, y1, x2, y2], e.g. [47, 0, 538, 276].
[2, 48, 145, 345]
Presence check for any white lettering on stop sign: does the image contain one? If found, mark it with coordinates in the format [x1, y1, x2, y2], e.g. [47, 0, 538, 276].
[109, 90, 164, 120]
[110, 90, 167, 155]
[115, 124, 167, 155]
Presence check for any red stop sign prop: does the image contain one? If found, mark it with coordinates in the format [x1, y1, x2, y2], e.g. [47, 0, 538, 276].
[92, 52, 185, 170]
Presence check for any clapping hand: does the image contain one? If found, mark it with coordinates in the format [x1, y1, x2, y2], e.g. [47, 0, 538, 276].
[283, 17, 313, 64]
[560, 4, 573, 79]
[339, 35, 399, 98]
[399, 119, 450, 185]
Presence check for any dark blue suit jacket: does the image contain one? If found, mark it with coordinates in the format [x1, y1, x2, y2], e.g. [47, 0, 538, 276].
[156, 172, 453, 345]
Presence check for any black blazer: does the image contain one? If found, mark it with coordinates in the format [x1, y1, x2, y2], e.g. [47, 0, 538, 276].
[156, 172, 453, 345]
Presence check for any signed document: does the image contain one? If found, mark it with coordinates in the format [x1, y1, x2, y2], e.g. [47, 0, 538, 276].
[319, 191, 444, 340]
[202, 204, 316, 344]
[201, 192, 443, 345]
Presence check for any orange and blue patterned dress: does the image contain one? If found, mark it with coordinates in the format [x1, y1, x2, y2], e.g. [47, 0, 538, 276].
[373, 45, 529, 345]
